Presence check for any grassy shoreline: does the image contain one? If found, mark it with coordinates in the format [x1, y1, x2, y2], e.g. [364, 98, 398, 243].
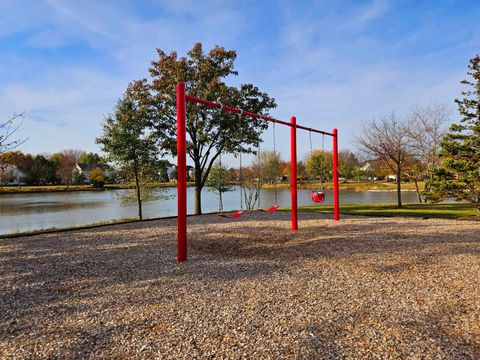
[1, 180, 424, 194]
[0, 182, 183, 194]
[298, 202, 478, 219]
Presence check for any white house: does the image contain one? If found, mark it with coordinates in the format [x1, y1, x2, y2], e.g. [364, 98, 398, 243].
[360, 161, 378, 181]
[74, 163, 110, 182]
[166, 164, 195, 182]
[0, 164, 25, 185]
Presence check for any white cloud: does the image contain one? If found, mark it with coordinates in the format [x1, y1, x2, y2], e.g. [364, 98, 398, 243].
[0, 66, 124, 153]
[0, 0, 476, 161]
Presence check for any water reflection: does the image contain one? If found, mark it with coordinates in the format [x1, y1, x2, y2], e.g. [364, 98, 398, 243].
[0, 187, 420, 234]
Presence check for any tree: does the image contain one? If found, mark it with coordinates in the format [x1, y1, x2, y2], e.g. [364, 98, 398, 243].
[297, 160, 307, 180]
[405, 103, 449, 202]
[256, 151, 281, 184]
[53, 150, 82, 187]
[89, 168, 106, 188]
[206, 162, 233, 212]
[306, 150, 332, 185]
[355, 113, 411, 208]
[26, 155, 57, 185]
[279, 160, 289, 179]
[79, 152, 106, 166]
[0, 151, 24, 166]
[240, 166, 262, 210]
[156, 159, 172, 182]
[1, 113, 26, 155]
[127, 43, 276, 214]
[96, 96, 159, 220]
[426, 55, 480, 210]
[338, 150, 360, 180]
[5, 151, 34, 183]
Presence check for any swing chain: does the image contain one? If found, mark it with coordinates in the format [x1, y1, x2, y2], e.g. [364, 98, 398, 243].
[257, 133, 261, 210]
[273, 120, 278, 205]
[320, 133, 325, 191]
[217, 101, 224, 213]
[309, 130, 313, 155]
[238, 109, 244, 210]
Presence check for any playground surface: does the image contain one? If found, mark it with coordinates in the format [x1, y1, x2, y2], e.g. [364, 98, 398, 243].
[1, 212, 479, 358]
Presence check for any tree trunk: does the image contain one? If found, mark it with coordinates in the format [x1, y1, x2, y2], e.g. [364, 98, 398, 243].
[134, 159, 142, 220]
[194, 165, 203, 215]
[219, 192, 223, 212]
[194, 184, 202, 214]
[396, 168, 402, 208]
[413, 178, 422, 203]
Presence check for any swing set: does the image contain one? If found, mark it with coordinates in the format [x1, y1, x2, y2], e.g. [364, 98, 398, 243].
[215, 104, 280, 219]
[176, 82, 339, 262]
[309, 130, 327, 204]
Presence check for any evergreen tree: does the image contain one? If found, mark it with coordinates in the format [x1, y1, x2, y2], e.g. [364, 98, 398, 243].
[426, 55, 480, 211]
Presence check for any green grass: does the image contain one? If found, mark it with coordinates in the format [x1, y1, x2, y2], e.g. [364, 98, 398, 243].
[263, 180, 424, 191]
[0, 184, 104, 194]
[0, 182, 195, 194]
[298, 203, 478, 219]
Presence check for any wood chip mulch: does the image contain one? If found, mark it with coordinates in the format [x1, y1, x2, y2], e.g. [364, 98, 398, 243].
[1, 212, 479, 359]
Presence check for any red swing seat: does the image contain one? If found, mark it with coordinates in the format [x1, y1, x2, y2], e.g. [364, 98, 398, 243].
[311, 191, 325, 203]
[258, 205, 280, 213]
[219, 210, 245, 219]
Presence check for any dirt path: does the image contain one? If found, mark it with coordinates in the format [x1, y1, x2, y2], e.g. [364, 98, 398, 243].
[1, 212, 479, 358]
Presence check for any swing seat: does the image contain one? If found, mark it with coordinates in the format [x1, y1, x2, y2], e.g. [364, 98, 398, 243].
[311, 191, 325, 203]
[259, 205, 280, 213]
[219, 211, 245, 219]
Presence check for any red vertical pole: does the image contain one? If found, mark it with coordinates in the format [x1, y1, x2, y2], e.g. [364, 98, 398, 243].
[290, 116, 298, 230]
[332, 128, 340, 221]
[177, 83, 187, 261]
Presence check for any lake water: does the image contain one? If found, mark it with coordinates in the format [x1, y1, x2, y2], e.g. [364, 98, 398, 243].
[0, 187, 420, 235]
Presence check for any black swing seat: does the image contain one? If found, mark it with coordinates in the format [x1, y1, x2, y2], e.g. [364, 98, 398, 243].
[311, 191, 325, 203]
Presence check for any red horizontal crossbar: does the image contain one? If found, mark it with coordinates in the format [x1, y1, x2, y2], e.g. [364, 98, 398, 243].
[185, 95, 334, 137]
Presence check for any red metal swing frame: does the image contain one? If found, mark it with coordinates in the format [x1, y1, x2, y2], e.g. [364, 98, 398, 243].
[176, 82, 339, 262]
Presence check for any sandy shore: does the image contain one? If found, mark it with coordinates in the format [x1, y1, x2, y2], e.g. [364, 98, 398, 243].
[1, 212, 479, 359]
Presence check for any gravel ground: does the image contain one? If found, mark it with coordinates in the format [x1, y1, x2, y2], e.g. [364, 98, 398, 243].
[1, 212, 479, 359]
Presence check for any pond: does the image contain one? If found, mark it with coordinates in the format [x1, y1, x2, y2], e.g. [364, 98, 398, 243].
[0, 187, 421, 235]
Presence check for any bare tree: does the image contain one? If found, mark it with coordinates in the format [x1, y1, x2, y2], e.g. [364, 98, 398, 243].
[355, 113, 411, 208]
[241, 166, 262, 210]
[55, 149, 83, 187]
[0, 113, 26, 155]
[405, 103, 449, 201]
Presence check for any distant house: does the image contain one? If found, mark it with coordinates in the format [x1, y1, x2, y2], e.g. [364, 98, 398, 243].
[166, 164, 195, 182]
[360, 161, 379, 181]
[0, 164, 25, 185]
[187, 166, 195, 180]
[74, 163, 110, 182]
[360, 162, 372, 172]
[361, 161, 398, 181]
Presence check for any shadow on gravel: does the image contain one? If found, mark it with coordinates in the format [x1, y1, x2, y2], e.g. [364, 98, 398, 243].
[1, 214, 480, 357]
[192, 219, 480, 263]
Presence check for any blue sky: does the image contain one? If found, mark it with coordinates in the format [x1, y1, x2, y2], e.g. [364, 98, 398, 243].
[1, 0, 479, 163]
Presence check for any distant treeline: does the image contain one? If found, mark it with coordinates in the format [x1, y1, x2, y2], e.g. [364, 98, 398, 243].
[0, 150, 173, 187]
